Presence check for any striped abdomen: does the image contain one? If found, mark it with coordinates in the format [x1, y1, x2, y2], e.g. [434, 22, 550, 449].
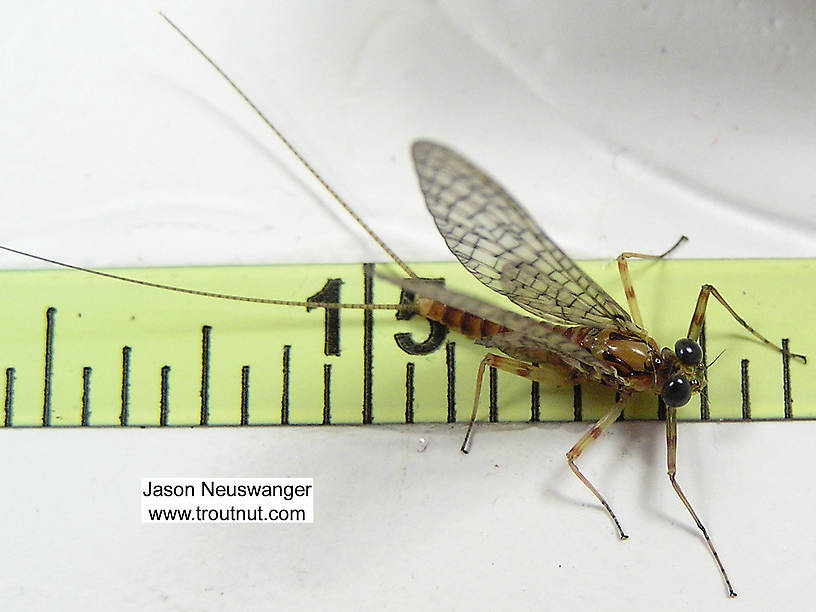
[415, 297, 509, 339]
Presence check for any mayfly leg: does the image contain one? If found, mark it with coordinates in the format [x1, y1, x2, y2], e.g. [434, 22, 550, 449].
[459, 343, 630, 539]
[616, 235, 688, 329]
[666, 407, 737, 597]
[566, 403, 628, 539]
[687, 284, 806, 363]
[616, 235, 806, 364]
[461, 354, 566, 453]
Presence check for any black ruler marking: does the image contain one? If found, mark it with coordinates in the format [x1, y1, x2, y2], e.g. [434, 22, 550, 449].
[405, 362, 415, 424]
[530, 381, 540, 422]
[200, 325, 211, 426]
[446, 342, 456, 423]
[42, 307, 56, 426]
[782, 338, 793, 419]
[322, 363, 331, 425]
[307, 279, 341, 356]
[573, 384, 582, 422]
[120, 346, 131, 426]
[362, 263, 374, 424]
[281, 345, 291, 425]
[488, 366, 498, 422]
[740, 359, 751, 420]
[4, 367, 14, 427]
[240, 365, 250, 426]
[159, 365, 170, 426]
[80, 366, 91, 426]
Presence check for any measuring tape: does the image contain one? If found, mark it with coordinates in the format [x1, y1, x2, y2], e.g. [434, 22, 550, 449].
[0, 258, 812, 427]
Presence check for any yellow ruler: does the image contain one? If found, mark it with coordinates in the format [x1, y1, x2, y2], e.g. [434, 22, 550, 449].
[0, 258, 812, 427]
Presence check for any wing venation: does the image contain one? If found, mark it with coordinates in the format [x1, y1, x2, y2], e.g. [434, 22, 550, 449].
[411, 141, 633, 330]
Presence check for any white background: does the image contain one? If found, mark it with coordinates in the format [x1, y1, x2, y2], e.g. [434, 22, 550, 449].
[0, 1, 814, 610]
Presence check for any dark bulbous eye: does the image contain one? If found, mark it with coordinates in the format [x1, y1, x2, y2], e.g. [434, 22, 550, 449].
[675, 338, 702, 365]
[661, 375, 692, 407]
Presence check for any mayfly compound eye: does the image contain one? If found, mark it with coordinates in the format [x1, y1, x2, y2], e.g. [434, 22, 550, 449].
[675, 338, 703, 365]
[661, 375, 692, 407]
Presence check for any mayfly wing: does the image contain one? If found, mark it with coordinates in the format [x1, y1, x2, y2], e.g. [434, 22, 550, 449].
[390, 276, 626, 386]
[411, 141, 635, 331]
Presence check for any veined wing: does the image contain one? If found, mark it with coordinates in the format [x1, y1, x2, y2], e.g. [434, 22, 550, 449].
[411, 140, 633, 331]
[386, 276, 627, 386]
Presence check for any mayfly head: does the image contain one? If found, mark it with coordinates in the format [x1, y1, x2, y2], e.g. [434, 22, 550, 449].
[659, 338, 707, 407]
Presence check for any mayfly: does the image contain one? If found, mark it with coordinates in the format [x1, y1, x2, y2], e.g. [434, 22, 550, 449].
[392, 141, 803, 598]
[0, 13, 806, 599]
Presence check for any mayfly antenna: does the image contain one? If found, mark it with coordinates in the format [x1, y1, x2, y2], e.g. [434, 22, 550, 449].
[158, 12, 417, 280]
[0, 14, 420, 312]
[0, 244, 402, 310]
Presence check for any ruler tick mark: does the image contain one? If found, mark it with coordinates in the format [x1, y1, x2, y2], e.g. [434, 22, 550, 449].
[405, 362, 415, 423]
[159, 365, 170, 426]
[445, 342, 456, 423]
[782, 338, 793, 419]
[42, 307, 56, 427]
[81, 366, 91, 426]
[488, 365, 498, 423]
[573, 384, 582, 422]
[200, 325, 212, 426]
[322, 364, 331, 425]
[740, 359, 750, 420]
[363, 263, 374, 424]
[4, 367, 14, 427]
[120, 346, 131, 427]
[530, 380, 540, 422]
[240, 365, 250, 425]
[281, 345, 291, 425]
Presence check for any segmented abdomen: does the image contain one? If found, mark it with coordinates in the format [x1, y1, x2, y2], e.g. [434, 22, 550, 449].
[415, 297, 509, 339]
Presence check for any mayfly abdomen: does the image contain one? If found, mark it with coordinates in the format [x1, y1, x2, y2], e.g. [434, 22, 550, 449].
[415, 297, 509, 340]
